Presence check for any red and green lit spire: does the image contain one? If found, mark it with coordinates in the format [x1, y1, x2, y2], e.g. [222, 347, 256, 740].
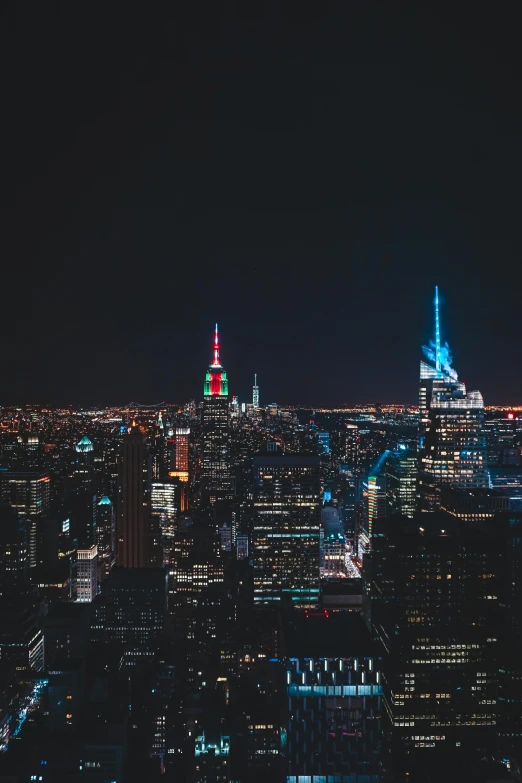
[204, 323, 229, 396]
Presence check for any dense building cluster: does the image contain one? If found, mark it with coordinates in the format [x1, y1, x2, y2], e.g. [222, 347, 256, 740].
[0, 302, 521, 781]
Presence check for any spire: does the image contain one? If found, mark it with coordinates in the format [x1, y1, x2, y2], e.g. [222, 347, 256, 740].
[434, 285, 441, 374]
[212, 323, 221, 367]
[204, 323, 228, 396]
[253, 373, 259, 408]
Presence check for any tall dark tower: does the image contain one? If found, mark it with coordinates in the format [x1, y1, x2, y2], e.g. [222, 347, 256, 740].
[201, 324, 233, 503]
[117, 428, 150, 567]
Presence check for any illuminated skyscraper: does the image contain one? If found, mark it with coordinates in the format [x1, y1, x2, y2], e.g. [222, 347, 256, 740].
[0, 471, 50, 568]
[344, 423, 359, 470]
[253, 373, 259, 408]
[418, 287, 488, 510]
[169, 427, 190, 510]
[96, 495, 115, 581]
[385, 443, 417, 518]
[75, 544, 98, 603]
[252, 454, 321, 606]
[117, 428, 151, 567]
[175, 428, 189, 473]
[201, 325, 233, 503]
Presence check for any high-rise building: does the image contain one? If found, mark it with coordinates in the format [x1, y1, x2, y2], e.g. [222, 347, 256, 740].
[236, 533, 249, 560]
[485, 413, 517, 467]
[357, 472, 387, 561]
[252, 454, 321, 606]
[0, 504, 29, 598]
[168, 427, 190, 510]
[201, 324, 233, 503]
[75, 544, 98, 603]
[0, 470, 50, 568]
[96, 495, 115, 581]
[70, 436, 97, 547]
[385, 443, 417, 518]
[369, 512, 501, 779]
[175, 428, 190, 473]
[344, 423, 359, 469]
[253, 373, 259, 408]
[418, 287, 488, 511]
[117, 428, 151, 568]
[90, 568, 166, 666]
[151, 480, 178, 566]
[285, 613, 382, 781]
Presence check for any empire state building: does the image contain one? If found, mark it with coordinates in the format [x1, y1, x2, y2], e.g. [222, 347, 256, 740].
[201, 324, 233, 503]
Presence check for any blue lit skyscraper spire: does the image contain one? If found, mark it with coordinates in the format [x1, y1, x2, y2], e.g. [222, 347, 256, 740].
[418, 286, 488, 511]
[434, 285, 441, 374]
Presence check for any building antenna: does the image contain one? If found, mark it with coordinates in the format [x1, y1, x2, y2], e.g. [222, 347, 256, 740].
[434, 286, 441, 374]
[212, 323, 220, 367]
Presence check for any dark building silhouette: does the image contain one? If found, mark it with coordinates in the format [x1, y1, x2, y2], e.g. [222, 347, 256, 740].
[117, 428, 150, 568]
[368, 512, 502, 780]
[0, 504, 29, 598]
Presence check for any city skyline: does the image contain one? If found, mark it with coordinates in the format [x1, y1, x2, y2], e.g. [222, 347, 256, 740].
[1, 287, 520, 409]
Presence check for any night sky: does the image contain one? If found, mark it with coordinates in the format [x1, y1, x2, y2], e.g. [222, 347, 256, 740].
[5, 3, 522, 406]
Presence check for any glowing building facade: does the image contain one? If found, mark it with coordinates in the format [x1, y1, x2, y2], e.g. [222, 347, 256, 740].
[418, 287, 488, 511]
[201, 325, 233, 502]
[76, 544, 98, 603]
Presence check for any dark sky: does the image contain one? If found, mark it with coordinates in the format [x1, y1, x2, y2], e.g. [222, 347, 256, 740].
[4, 2, 522, 406]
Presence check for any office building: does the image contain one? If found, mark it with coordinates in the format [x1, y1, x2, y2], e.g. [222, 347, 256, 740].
[485, 414, 517, 467]
[369, 512, 501, 780]
[440, 486, 508, 522]
[174, 427, 190, 474]
[252, 454, 321, 606]
[172, 427, 190, 510]
[48, 659, 85, 732]
[345, 422, 359, 469]
[0, 603, 44, 671]
[488, 465, 522, 510]
[201, 324, 233, 503]
[236, 533, 248, 560]
[285, 612, 382, 781]
[75, 544, 98, 603]
[317, 430, 330, 455]
[253, 373, 259, 408]
[117, 428, 151, 568]
[151, 481, 177, 536]
[418, 287, 488, 510]
[96, 495, 115, 581]
[385, 443, 417, 518]
[91, 567, 166, 656]
[0, 470, 50, 568]
[0, 504, 29, 598]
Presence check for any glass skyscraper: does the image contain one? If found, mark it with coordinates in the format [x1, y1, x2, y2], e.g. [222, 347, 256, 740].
[418, 287, 488, 511]
[252, 454, 321, 606]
